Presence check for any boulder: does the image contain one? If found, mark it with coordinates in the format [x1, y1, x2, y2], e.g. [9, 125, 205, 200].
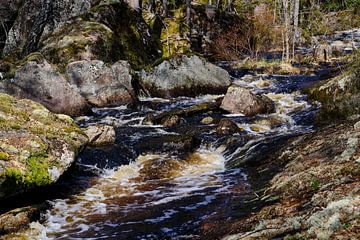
[0, 205, 45, 235]
[83, 124, 116, 146]
[3, 57, 90, 116]
[308, 73, 360, 120]
[0, 93, 88, 199]
[2, 0, 92, 57]
[220, 86, 275, 116]
[140, 55, 231, 98]
[313, 44, 332, 62]
[40, 20, 114, 70]
[66, 60, 136, 107]
[216, 118, 241, 135]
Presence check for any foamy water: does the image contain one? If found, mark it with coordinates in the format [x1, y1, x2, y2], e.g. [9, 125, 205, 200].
[28, 71, 320, 239]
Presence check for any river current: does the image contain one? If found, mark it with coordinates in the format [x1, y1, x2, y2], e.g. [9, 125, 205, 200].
[35, 69, 321, 239]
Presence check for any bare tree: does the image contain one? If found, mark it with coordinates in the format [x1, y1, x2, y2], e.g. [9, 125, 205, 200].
[292, 0, 300, 58]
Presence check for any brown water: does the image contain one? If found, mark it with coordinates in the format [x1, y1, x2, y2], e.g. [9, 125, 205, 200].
[29, 72, 322, 239]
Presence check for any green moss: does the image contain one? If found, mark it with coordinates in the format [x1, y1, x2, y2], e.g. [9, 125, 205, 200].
[310, 177, 321, 191]
[0, 152, 9, 161]
[25, 154, 51, 188]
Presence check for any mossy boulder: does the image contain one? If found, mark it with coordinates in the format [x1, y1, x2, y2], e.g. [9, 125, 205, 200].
[0, 93, 88, 200]
[39, 1, 160, 70]
[40, 21, 114, 71]
[308, 73, 360, 120]
[87, 1, 161, 69]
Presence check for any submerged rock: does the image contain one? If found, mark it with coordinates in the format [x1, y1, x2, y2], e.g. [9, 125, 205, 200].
[0, 205, 45, 235]
[216, 118, 242, 135]
[201, 116, 214, 124]
[220, 86, 275, 116]
[66, 60, 136, 107]
[161, 115, 182, 128]
[143, 100, 222, 126]
[140, 55, 231, 98]
[3, 57, 90, 116]
[0, 94, 88, 199]
[83, 124, 116, 146]
[137, 135, 201, 157]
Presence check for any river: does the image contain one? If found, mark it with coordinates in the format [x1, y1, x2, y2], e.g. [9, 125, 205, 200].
[38, 68, 322, 239]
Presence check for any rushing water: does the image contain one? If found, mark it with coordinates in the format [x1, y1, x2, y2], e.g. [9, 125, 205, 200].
[37, 70, 321, 239]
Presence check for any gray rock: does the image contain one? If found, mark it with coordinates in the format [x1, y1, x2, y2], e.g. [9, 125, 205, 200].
[308, 73, 360, 120]
[66, 60, 135, 107]
[313, 44, 332, 62]
[140, 55, 231, 98]
[3, 58, 90, 116]
[2, 0, 92, 57]
[220, 86, 275, 116]
[84, 124, 116, 146]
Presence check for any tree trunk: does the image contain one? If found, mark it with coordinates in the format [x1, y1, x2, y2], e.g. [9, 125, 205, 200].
[148, 0, 155, 13]
[186, 0, 192, 29]
[292, 0, 299, 59]
[163, 0, 168, 16]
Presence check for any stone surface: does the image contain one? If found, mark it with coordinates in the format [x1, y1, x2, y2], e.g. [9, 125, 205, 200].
[216, 118, 241, 135]
[0, 93, 88, 199]
[2, 0, 92, 57]
[140, 55, 231, 98]
[220, 86, 275, 116]
[84, 124, 116, 146]
[66, 60, 135, 107]
[308, 73, 360, 120]
[161, 115, 181, 128]
[0, 205, 44, 235]
[3, 57, 90, 116]
[206, 122, 360, 240]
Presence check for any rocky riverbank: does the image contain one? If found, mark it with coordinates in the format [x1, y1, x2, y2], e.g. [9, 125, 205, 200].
[199, 119, 360, 240]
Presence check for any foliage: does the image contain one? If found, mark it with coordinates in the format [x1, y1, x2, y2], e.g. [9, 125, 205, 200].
[212, 4, 282, 61]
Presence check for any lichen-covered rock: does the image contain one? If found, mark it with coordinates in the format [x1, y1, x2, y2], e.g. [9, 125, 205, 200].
[2, 0, 92, 58]
[3, 57, 90, 116]
[308, 73, 360, 120]
[0, 93, 88, 199]
[220, 86, 275, 116]
[0, 0, 21, 54]
[84, 124, 116, 146]
[140, 55, 231, 98]
[66, 60, 136, 107]
[40, 20, 114, 70]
